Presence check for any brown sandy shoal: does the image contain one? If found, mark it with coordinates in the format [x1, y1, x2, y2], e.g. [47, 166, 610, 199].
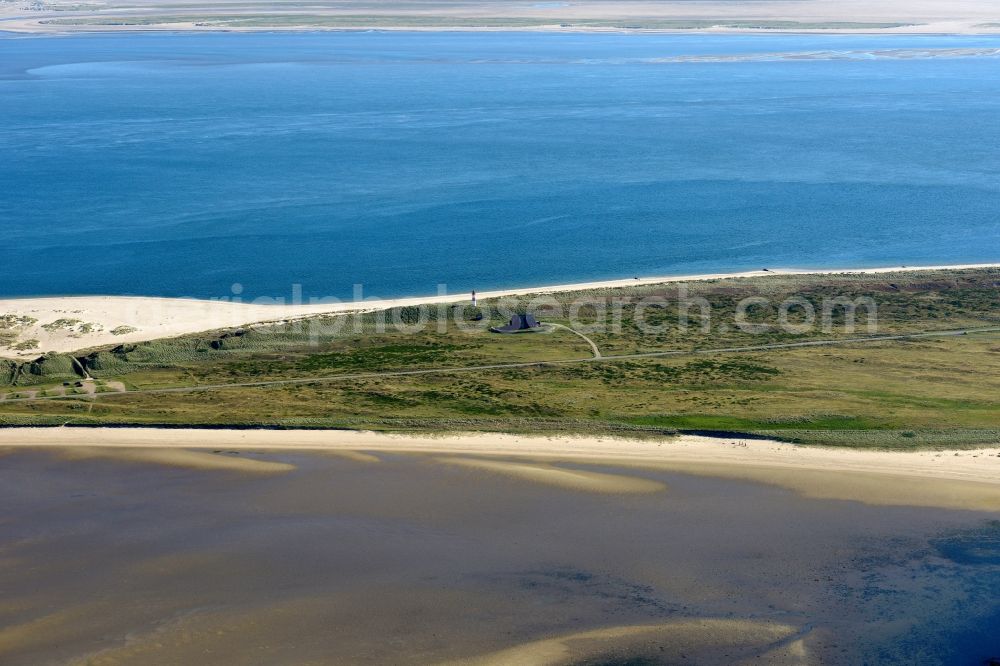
[435, 456, 667, 494]
[48, 445, 296, 473]
[437, 619, 802, 666]
[3, 428, 999, 510]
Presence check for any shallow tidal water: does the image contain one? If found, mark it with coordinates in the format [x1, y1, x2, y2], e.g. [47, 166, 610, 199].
[0, 447, 998, 664]
[2, 32, 1000, 300]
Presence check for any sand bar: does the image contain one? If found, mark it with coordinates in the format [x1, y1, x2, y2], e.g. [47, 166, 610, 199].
[4, 428, 1000, 510]
[2, 263, 997, 359]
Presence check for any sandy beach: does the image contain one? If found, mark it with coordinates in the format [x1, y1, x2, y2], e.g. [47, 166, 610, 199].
[2, 263, 997, 359]
[4, 427, 1000, 510]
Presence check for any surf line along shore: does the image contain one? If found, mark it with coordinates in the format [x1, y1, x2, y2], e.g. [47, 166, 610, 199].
[3, 428, 1000, 511]
[2, 263, 998, 358]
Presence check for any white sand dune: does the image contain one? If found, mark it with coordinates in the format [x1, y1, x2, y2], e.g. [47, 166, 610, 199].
[2, 263, 997, 359]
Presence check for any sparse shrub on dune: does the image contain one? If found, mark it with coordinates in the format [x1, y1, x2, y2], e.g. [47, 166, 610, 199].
[1, 269, 998, 449]
[0, 315, 38, 330]
[41, 318, 83, 333]
[12, 339, 40, 352]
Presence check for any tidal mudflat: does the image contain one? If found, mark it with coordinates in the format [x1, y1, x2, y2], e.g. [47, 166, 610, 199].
[0, 444, 998, 664]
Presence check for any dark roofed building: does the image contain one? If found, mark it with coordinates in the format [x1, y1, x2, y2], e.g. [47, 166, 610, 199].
[490, 313, 542, 334]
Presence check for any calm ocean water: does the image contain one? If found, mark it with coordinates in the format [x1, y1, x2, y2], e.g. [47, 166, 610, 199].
[2, 31, 999, 300]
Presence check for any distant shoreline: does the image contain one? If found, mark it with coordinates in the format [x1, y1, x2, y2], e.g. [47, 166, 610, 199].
[4, 26, 1000, 37]
[3, 21, 1000, 37]
[1, 262, 998, 359]
[6, 27, 1000, 42]
[3, 3, 1000, 37]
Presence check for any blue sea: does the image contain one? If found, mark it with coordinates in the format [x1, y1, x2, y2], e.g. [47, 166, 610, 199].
[2, 31, 999, 300]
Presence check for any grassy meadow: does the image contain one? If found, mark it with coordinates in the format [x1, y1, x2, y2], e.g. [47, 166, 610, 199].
[1, 268, 998, 449]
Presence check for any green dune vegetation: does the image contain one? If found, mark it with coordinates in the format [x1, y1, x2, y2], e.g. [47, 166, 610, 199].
[1, 268, 998, 449]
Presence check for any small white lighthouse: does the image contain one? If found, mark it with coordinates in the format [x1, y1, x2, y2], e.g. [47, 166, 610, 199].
[471, 290, 477, 307]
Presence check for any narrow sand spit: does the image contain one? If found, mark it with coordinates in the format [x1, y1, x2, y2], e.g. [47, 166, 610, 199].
[326, 449, 382, 464]
[435, 456, 666, 494]
[48, 445, 296, 473]
[4, 428, 1000, 509]
[437, 619, 802, 666]
[2, 263, 997, 358]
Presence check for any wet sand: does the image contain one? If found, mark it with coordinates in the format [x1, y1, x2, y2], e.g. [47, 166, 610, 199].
[0, 437, 998, 664]
[5, 428, 1000, 510]
[435, 456, 668, 494]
